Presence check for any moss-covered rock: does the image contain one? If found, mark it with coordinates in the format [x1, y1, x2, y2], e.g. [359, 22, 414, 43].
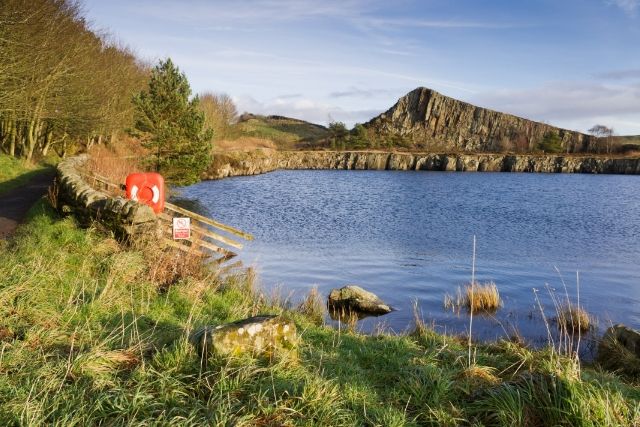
[190, 315, 298, 359]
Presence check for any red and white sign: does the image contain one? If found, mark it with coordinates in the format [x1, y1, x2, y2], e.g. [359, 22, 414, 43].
[172, 217, 191, 240]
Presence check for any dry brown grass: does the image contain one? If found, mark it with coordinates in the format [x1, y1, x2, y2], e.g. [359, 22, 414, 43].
[556, 304, 591, 333]
[459, 364, 500, 387]
[465, 282, 501, 313]
[84, 137, 148, 191]
[296, 286, 325, 325]
[142, 239, 208, 292]
[213, 137, 277, 153]
[445, 281, 502, 314]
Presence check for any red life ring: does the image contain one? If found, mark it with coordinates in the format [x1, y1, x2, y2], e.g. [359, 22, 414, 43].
[125, 173, 165, 213]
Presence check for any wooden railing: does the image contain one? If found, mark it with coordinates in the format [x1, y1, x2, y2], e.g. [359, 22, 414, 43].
[81, 172, 253, 267]
[160, 201, 253, 266]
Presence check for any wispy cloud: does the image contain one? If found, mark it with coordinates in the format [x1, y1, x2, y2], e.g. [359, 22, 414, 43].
[595, 68, 640, 80]
[126, 0, 381, 26]
[362, 17, 522, 30]
[329, 87, 401, 98]
[608, 0, 639, 15]
[276, 93, 303, 99]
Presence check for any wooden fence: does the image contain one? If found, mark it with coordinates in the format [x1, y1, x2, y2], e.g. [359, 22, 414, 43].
[82, 172, 253, 268]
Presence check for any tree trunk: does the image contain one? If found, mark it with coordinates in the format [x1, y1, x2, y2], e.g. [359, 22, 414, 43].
[41, 129, 53, 156]
[9, 119, 16, 157]
[25, 119, 36, 161]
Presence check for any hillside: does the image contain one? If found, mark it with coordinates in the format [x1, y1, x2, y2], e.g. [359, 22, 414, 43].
[219, 114, 329, 151]
[364, 87, 595, 153]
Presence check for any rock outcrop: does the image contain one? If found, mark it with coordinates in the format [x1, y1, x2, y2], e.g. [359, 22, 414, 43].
[327, 285, 392, 316]
[364, 87, 595, 153]
[190, 315, 298, 359]
[204, 150, 640, 180]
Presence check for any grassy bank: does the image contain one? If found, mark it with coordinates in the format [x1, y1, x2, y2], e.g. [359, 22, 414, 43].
[0, 202, 639, 426]
[0, 154, 50, 195]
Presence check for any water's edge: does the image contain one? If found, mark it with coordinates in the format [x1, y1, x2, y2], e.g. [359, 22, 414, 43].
[205, 150, 640, 180]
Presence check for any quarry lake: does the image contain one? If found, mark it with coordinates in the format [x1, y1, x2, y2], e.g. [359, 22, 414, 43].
[179, 170, 640, 345]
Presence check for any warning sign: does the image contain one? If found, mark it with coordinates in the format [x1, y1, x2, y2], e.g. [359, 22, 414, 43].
[172, 217, 191, 240]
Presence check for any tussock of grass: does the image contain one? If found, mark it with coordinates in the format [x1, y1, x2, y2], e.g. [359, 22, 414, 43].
[557, 304, 592, 333]
[445, 281, 502, 314]
[465, 281, 501, 313]
[0, 200, 637, 425]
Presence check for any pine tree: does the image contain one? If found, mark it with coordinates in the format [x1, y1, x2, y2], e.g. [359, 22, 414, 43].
[537, 132, 563, 154]
[132, 58, 213, 185]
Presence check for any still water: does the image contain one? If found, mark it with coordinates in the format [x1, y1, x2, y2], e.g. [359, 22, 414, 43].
[179, 170, 640, 344]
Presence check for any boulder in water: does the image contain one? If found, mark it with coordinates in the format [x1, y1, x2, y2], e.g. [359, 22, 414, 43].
[327, 285, 392, 316]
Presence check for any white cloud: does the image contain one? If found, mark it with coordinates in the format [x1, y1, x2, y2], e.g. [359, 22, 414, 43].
[472, 81, 640, 134]
[233, 95, 382, 127]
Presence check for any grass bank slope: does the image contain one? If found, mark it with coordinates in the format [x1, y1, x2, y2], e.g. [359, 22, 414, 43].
[0, 202, 638, 426]
[0, 154, 49, 195]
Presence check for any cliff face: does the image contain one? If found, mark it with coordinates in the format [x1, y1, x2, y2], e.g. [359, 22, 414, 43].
[204, 150, 640, 180]
[364, 88, 594, 153]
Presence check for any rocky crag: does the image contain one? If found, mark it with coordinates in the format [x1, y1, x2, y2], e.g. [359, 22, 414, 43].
[364, 87, 594, 153]
[205, 150, 640, 180]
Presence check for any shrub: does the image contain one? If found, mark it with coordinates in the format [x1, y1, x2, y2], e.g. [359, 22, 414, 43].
[537, 132, 563, 153]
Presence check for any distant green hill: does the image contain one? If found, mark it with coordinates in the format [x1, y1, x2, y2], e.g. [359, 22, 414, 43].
[226, 114, 329, 149]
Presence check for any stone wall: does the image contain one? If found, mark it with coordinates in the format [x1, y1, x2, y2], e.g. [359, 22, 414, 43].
[56, 156, 160, 241]
[204, 150, 640, 180]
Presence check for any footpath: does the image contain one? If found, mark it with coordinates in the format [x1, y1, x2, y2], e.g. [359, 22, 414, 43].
[0, 170, 55, 239]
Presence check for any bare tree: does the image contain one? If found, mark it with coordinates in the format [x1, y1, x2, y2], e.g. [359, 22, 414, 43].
[588, 125, 614, 154]
[0, 0, 148, 160]
[198, 92, 238, 140]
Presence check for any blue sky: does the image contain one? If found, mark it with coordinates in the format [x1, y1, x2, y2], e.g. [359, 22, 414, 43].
[84, 0, 640, 134]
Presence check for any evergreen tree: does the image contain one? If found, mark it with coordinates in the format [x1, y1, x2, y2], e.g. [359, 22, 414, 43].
[349, 123, 369, 149]
[132, 58, 213, 185]
[537, 132, 563, 153]
[328, 120, 348, 149]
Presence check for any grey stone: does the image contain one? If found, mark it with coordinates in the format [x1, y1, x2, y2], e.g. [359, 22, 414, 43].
[327, 285, 392, 316]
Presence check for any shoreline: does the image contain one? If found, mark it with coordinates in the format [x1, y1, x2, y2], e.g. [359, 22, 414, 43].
[205, 149, 640, 180]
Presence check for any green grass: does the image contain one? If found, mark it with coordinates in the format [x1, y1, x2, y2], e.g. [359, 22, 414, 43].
[0, 201, 638, 425]
[0, 154, 50, 195]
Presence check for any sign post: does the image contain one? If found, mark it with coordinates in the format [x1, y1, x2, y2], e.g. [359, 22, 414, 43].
[172, 217, 191, 240]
